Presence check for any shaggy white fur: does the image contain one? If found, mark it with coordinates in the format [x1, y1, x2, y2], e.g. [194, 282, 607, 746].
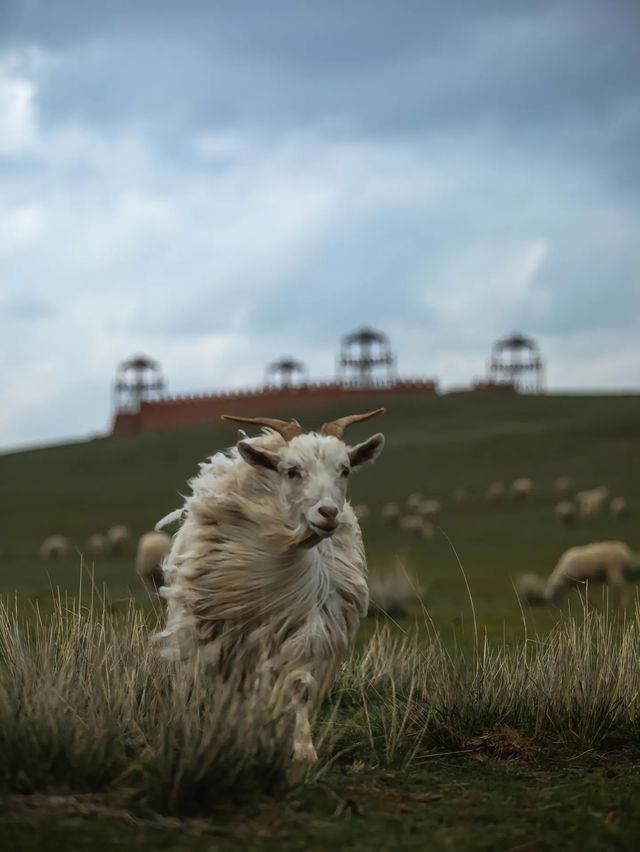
[157, 423, 384, 767]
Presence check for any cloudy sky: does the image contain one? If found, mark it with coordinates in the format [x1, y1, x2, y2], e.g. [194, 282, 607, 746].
[1, 1, 639, 450]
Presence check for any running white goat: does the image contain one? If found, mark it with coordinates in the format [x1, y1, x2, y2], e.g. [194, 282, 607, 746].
[157, 409, 385, 770]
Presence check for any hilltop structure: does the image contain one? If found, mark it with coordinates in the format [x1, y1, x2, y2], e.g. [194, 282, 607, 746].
[265, 356, 307, 388]
[113, 355, 165, 411]
[110, 328, 538, 436]
[111, 327, 437, 436]
[337, 327, 396, 387]
[487, 333, 545, 393]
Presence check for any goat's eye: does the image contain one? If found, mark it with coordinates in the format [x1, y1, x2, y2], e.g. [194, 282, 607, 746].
[340, 466, 350, 478]
[287, 467, 301, 480]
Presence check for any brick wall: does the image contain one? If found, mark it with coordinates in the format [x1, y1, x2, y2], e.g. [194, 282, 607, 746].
[111, 380, 439, 435]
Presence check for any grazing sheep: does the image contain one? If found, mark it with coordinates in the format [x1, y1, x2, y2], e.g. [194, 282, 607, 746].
[380, 503, 401, 525]
[157, 409, 385, 770]
[406, 492, 424, 511]
[554, 501, 577, 527]
[554, 475, 574, 497]
[39, 535, 69, 560]
[576, 486, 610, 519]
[517, 541, 638, 607]
[486, 482, 505, 503]
[353, 504, 370, 523]
[452, 487, 468, 506]
[106, 524, 131, 556]
[510, 478, 533, 501]
[610, 496, 630, 520]
[136, 531, 172, 594]
[417, 499, 441, 521]
[399, 515, 434, 539]
[87, 533, 107, 556]
[368, 563, 427, 618]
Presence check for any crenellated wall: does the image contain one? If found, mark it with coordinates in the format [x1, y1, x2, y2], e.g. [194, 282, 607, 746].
[111, 380, 439, 435]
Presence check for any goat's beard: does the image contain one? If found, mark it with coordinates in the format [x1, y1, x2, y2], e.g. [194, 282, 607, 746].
[286, 523, 323, 550]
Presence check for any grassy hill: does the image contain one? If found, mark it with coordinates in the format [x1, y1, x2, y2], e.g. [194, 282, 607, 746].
[1, 391, 639, 641]
[2, 390, 640, 850]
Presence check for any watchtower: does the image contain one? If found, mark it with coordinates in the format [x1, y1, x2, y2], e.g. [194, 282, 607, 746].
[488, 333, 545, 392]
[113, 355, 165, 412]
[337, 326, 396, 387]
[265, 356, 308, 388]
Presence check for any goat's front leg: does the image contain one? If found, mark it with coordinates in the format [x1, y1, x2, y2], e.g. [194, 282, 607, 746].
[275, 668, 318, 781]
[291, 672, 318, 766]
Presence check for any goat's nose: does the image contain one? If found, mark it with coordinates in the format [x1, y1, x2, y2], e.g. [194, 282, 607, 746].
[318, 505, 338, 521]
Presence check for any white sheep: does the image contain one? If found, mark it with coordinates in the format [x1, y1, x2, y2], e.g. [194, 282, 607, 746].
[510, 478, 533, 500]
[610, 496, 630, 520]
[380, 503, 401, 525]
[399, 515, 434, 539]
[406, 492, 424, 511]
[106, 524, 131, 556]
[517, 540, 638, 607]
[417, 499, 441, 521]
[576, 486, 610, 519]
[87, 533, 107, 556]
[554, 501, 577, 527]
[39, 535, 69, 560]
[485, 482, 505, 503]
[554, 475, 574, 497]
[368, 563, 427, 618]
[157, 409, 385, 771]
[136, 531, 172, 594]
[353, 504, 370, 523]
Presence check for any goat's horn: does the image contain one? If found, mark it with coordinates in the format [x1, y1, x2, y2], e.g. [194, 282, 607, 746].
[321, 408, 386, 439]
[221, 415, 305, 441]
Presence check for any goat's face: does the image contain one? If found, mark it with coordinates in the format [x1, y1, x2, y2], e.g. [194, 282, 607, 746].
[237, 433, 385, 538]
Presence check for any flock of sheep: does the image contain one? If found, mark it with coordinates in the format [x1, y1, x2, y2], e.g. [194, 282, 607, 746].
[39, 525, 132, 560]
[40, 475, 633, 613]
[40, 526, 172, 595]
[357, 475, 635, 614]
[353, 475, 630, 542]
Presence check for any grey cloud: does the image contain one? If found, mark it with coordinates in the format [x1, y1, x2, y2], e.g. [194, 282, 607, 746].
[4, 1, 638, 177]
[4, 294, 52, 320]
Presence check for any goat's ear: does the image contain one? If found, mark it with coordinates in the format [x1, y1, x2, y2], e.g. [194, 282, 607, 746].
[348, 433, 385, 469]
[237, 441, 280, 472]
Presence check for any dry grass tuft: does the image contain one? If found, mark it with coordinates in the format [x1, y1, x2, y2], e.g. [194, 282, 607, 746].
[0, 594, 294, 814]
[327, 607, 640, 767]
[2, 592, 640, 813]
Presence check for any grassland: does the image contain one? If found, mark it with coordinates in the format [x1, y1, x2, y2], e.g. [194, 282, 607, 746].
[1, 391, 639, 849]
[2, 597, 640, 850]
[1, 391, 638, 638]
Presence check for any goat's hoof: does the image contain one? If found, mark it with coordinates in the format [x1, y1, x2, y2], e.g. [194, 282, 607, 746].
[293, 741, 318, 765]
[287, 743, 318, 784]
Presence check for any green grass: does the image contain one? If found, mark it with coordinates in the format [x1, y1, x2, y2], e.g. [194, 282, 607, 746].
[1, 391, 638, 642]
[4, 760, 640, 851]
[2, 598, 640, 850]
[1, 391, 639, 849]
